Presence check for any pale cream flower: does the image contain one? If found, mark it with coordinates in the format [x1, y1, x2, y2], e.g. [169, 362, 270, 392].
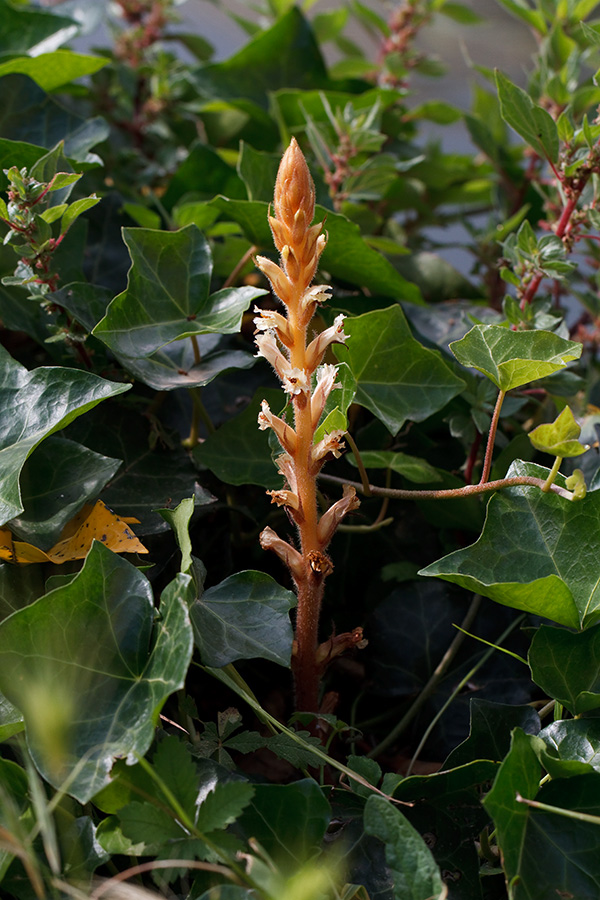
[311, 364, 339, 428]
[305, 315, 347, 370]
[257, 400, 297, 455]
[311, 429, 346, 470]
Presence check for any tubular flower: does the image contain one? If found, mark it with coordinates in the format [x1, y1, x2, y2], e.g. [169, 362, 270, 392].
[300, 284, 332, 315]
[311, 364, 340, 429]
[311, 429, 346, 471]
[259, 527, 304, 582]
[316, 485, 360, 547]
[257, 400, 297, 455]
[305, 315, 347, 371]
[267, 489, 301, 511]
[253, 307, 292, 346]
[254, 254, 291, 304]
[275, 453, 299, 494]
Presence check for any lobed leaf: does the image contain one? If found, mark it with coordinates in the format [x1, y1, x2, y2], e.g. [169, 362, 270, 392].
[449, 324, 582, 392]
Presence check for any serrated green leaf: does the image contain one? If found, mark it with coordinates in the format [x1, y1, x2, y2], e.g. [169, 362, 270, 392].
[0, 544, 194, 801]
[529, 406, 588, 457]
[153, 735, 204, 816]
[449, 324, 582, 391]
[335, 305, 465, 435]
[0, 344, 129, 525]
[419, 460, 600, 629]
[195, 781, 255, 832]
[363, 795, 445, 900]
[496, 70, 558, 161]
[191, 570, 296, 667]
[93, 225, 265, 358]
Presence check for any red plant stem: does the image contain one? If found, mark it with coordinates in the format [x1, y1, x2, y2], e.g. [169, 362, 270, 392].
[479, 389, 505, 484]
[464, 431, 482, 485]
[520, 191, 581, 310]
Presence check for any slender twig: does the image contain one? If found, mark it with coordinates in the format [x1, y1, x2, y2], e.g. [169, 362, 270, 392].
[223, 244, 258, 289]
[345, 431, 372, 496]
[88, 860, 241, 899]
[319, 472, 575, 501]
[480, 390, 505, 484]
[367, 594, 481, 759]
[542, 455, 562, 492]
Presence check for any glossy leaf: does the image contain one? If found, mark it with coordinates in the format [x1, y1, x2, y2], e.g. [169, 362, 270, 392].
[236, 780, 330, 870]
[539, 718, 600, 777]
[335, 305, 466, 435]
[419, 460, 600, 628]
[190, 7, 330, 110]
[483, 728, 541, 886]
[0, 75, 108, 160]
[0, 0, 78, 55]
[529, 624, 600, 714]
[444, 699, 541, 769]
[486, 735, 600, 899]
[496, 70, 558, 162]
[0, 344, 130, 525]
[449, 324, 582, 391]
[68, 405, 214, 535]
[348, 449, 442, 484]
[0, 543, 194, 801]
[179, 197, 423, 300]
[93, 225, 265, 358]
[529, 405, 588, 457]
[0, 52, 107, 91]
[191, 570, 296, 667]
[114, 334, 256, 392]
[363, 795, 446, 900]
[9, 436, 121, 549]
[194, 389, 282, 489]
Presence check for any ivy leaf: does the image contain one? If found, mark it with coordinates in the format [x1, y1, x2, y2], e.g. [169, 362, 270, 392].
[449, 324, 582, 391]
[191, 570, 296, 667]
[539, 718, 600, 778]
[348, 450, 442, 484]
[482, 728, 541, 884]
[529, 624, 600, 715]
[335, 305, 465, 435]
[419, 460, 600, 629]
[9, 436, 121, 549]
[529, 406, 588, 457]
[496, 70, 558, 162]
[363, 795, 446, 900]
[193, 389, 282, 489]
[93, 225, 265, 358]
[236, 781, 330, 869]
[485, 731, 600, 898]
[0, 344, 130, 526]
[0, 544, 194, 802]
[0, 52, 107, 92]
[0, 0, 78, 55]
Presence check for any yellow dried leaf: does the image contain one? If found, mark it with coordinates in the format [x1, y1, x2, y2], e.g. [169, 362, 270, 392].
[0, 501, 148, 565]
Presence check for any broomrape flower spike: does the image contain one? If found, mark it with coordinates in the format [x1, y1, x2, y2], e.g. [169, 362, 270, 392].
[254, 137, 360, 714]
